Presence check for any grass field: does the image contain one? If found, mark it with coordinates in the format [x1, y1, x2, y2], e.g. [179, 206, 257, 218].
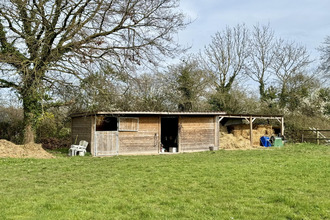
[0, 144, 329, 219]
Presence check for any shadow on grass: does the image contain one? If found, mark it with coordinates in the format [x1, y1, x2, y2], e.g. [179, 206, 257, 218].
[46, 148, 92, 158]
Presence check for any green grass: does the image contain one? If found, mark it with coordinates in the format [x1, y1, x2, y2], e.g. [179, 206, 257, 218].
[0, 144, 329, 219]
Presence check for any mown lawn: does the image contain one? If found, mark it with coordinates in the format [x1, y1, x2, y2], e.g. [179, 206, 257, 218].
[0, 144, 329, 219]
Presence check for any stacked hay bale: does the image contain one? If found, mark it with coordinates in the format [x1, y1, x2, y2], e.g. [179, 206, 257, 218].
[220, 132, 251, 149]
[220, 124, 274, 149]
[232, 124, 274, 146]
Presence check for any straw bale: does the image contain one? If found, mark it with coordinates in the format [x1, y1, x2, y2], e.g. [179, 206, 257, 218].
[224, 124, 275, 148]
[220, 125, 228, 133]
[232, 124, 250, 130]
[242, 130, 250, 138]
[232, 130, 242, 137]
[220, 132, 262, 150]
[256, 125, 274, 136]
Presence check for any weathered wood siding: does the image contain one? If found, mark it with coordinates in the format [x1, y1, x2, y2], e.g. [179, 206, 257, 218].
[94, 131, 118, 156]
[118, 116, 159, 154]
[72, 114, 219, 156]
[71, 116, 92, 151]
[119, 117, 139, 131]
[180, 116, 216, 152]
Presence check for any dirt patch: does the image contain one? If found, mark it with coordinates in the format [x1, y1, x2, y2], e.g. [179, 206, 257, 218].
[0, 139, 54, 159]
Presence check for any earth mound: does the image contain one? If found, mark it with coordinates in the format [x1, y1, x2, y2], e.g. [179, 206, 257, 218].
[0, 139, 54, 159]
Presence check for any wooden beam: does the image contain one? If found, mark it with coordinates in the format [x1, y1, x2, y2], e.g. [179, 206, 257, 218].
[215, 116, 219, 150]
[218, 116, 224, 122]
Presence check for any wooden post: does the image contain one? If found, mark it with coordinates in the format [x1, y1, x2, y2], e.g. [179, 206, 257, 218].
[178, 116, 181, 153]
[281, 117, 285, 136]
[91, 115, 96, 156]
[250, 116, 253, 146]
[158, 116, 161, 153]
[301, 133, 304, 143]
[215, 116, 219, 150]
[317, 130, 320, 145]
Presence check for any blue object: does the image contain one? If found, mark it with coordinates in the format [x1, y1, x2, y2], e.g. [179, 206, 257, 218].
[260, 136, 272, 147]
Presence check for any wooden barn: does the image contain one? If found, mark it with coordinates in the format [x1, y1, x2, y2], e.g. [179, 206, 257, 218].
[71, 111, 224, 156]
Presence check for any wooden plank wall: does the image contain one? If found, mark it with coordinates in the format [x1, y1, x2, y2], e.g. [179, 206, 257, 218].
[119, 117, 139, 131]
[71, 116, 92, 151]
[118, 116, 159, 155]
[180, 116, 215, 152]
[95, 131, 118, 156]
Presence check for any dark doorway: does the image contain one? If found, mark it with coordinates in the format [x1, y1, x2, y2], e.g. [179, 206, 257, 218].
[96, 116, 118, 131]
[161, 117, 179, 152]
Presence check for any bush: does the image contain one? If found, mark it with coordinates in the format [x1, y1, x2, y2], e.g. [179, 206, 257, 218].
[40, 137, 71, 150]
[284, 113, 330, 142]
[0, 107, 24, 144]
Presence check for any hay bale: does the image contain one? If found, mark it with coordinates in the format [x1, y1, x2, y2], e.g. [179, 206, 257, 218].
[220, 133, 262, 150]
[253, 130, 262, 146]
[225, 124, 276, 147]
[220, 125, 228, 133]
[232, 130, 242, 137]
[220, 133, 249, 149]
[232, 124, 250, 130]
[242, 130, 250, 139]
[256, 125, 274, 136]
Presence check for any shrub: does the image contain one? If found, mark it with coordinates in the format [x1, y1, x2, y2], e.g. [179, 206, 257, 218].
[40, 137, 71, 150]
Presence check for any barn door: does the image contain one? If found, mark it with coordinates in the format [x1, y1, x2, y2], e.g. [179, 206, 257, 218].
[95, 131, 119, 156]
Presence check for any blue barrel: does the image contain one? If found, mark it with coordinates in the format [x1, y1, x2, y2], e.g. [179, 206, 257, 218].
[260, 136, 272, 147]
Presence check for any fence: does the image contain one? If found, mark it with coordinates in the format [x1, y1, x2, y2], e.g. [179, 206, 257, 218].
[299, 127, 330, 145]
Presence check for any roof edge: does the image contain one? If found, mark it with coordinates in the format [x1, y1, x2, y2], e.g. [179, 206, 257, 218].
[70, 111, 227, 118]
[70, 111, 284, 118]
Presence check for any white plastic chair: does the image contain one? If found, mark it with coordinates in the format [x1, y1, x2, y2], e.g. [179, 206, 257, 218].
[69, 140, 88, 156]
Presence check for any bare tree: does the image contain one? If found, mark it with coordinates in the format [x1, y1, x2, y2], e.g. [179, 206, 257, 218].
[203, 24, 249, 94]
[126, 72, 170, 111]
[0, 0, 186, 143]
[245, 24, 275, 100]
[318, 36, 330, 84]
[271, 39, 311, 107]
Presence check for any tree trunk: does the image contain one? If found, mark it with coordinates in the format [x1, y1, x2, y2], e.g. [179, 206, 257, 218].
[23, 123, 35, 144]
[21, 74, 43, 144]
[259, 80, 266, 101]
[279, 84, 288, 109]
[22, 95, 42, 144]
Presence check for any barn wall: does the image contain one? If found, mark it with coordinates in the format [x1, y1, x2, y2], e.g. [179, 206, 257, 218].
[180, 116, 216, 152]
[118, 116, 160, 155]
[71, 116, 92, 151]
[72, 114, 219, 156]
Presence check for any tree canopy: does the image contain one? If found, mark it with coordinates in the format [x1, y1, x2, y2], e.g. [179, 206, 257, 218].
[0, 0, 186, 143]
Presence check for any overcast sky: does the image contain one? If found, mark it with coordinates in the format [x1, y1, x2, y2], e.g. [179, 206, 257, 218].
[177, 0, 330, 61]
